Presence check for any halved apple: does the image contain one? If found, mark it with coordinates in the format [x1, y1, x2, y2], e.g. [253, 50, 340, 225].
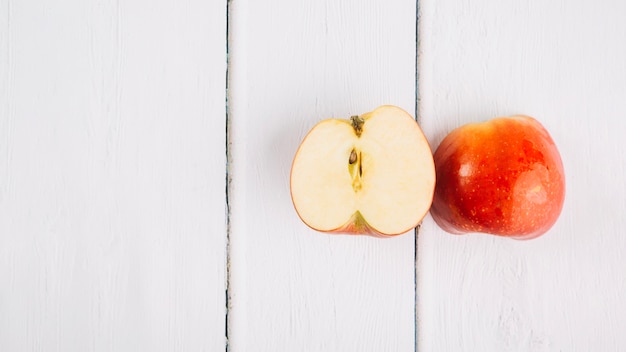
[290, 105, 435, 237]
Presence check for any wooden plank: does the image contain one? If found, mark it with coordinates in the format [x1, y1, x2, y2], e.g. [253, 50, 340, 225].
[227, 0, 417, 350]
[418, 0, 626, 350]
[0, 0, 226, 350]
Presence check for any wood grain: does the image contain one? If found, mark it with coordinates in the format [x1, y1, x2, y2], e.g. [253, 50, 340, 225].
[418, 0, 626, 350]
[0, 0, 227, 350]
[227, 0, 417, 350]
[3, 0, 626, 350]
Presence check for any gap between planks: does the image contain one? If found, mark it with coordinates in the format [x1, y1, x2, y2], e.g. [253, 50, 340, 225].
[222, 1, 421, 351]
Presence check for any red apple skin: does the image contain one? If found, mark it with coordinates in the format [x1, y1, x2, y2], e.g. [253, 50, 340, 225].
[331, 220, 386, 238]
[430, 116, 565, 240]
[323, 211, 418, 238]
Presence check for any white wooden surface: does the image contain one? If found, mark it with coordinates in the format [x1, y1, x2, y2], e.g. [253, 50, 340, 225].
[418, 0, 626, 351]
[227, 0, 417, 350]
[0, 0, 227, 350]
[2, 0, 626, 351]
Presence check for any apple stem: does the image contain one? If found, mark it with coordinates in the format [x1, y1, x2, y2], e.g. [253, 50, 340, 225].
[350, 115, 364, 137]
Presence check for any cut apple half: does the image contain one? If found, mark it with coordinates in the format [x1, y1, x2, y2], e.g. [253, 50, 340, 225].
[290, 105, 435, 237]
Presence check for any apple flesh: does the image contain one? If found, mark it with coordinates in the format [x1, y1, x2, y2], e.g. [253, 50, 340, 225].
[290, 105, 436, 237]
[431, 115, 565, 240]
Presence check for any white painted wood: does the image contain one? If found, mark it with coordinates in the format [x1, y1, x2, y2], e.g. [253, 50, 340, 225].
[418, 0, 626, 350]
[0, 0, 226, 350]
[227, 0, 417, 350]
[5, 0, 626, 350]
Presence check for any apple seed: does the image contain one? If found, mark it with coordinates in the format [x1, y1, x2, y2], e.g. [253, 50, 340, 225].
[349, 149, 357, 164]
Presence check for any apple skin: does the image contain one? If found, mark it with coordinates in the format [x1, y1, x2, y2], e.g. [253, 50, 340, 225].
[327, 211, 388, 238]
[430, 116, 565, 240]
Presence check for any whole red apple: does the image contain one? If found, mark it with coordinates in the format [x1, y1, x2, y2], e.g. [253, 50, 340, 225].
[431, 116, 565, 240]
